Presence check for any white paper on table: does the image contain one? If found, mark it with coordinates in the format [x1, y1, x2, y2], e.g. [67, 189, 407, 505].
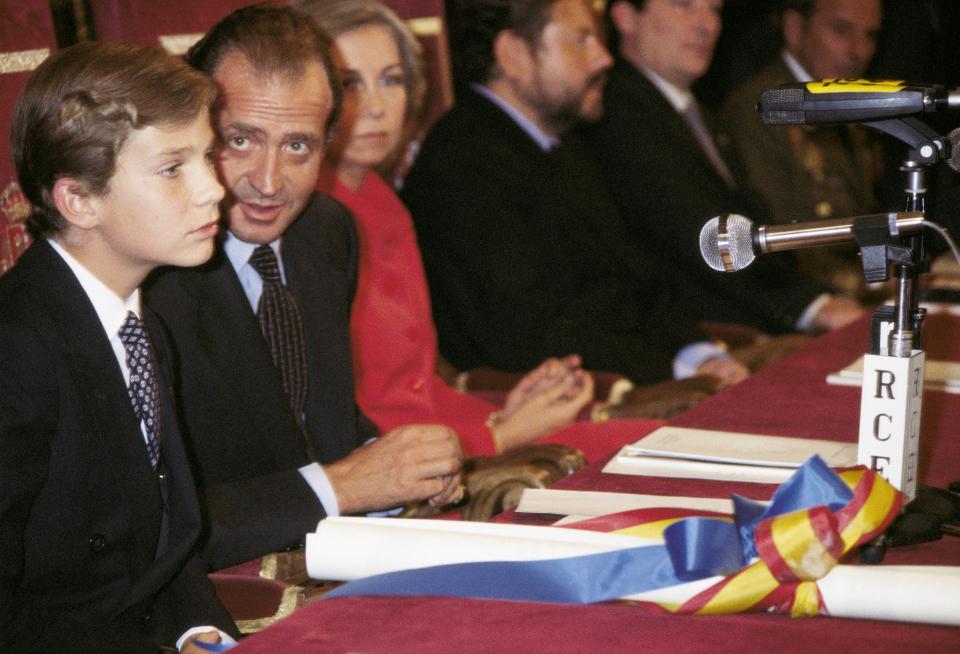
[827, 356, 960, 394]
[515, 488, 748, 517]
[305, 517, 960, 626]
[602, 426, 857, 483]
[305, 517, 658, 581]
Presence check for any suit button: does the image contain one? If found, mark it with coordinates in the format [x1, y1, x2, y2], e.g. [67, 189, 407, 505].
[140, 609, 152, 625]
[89, 533, 107, 553]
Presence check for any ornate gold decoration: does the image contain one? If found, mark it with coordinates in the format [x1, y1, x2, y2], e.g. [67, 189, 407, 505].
[1, 183, 33, 274]
[0, 48, 49, 75]
[1, 182, 31, 224]
[158, 33, 204, 55]
[405, 16, 442, 37]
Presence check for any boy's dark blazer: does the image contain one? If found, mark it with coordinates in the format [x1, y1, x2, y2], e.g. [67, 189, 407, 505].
[0, 240, 235, 652]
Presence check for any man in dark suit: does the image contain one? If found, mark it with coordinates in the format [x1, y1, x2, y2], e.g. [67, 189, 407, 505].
[1, 42, 236, 652]
[146, 6, 463, 571]
[720, 0, 883, 299]
[402, 0, 747, 385]
[577, 0, 864, 334]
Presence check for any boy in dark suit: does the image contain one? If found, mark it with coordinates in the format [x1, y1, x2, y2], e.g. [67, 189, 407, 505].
[0, 41, 237, 652]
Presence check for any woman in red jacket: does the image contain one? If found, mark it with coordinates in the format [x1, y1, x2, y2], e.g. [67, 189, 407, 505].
[299, 0, 593, 455]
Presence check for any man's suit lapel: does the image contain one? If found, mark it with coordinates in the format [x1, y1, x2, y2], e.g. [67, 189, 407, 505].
[191, 251, 276, 385]
[177, 250, 303, 463]
[26, 243, 162, 565]
[618, 64, 733, 193]
[282, 204, 358, 461]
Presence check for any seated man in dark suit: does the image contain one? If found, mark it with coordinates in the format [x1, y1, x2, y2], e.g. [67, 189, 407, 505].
[577, 0, 864, 335]
[720, 0, 884, 299]
[145, 5, 463, 571]
[1, 41, 236, 653]
[402, 0, 747, 386]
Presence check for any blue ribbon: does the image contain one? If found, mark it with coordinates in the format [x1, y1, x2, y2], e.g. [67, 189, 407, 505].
[734, 455, 852, 559]
[326, 545, 681, 603]
[193, 642, 236, 652]
[325, 456, 852, 604]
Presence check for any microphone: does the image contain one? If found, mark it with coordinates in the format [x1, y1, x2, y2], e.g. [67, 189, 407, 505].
[700, 211, 926, 272]
[758, 80, 960, 125]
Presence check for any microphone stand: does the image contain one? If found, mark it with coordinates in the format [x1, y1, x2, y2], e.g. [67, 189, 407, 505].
[859, 116, 948, 355]
[856, 118, 950, 563]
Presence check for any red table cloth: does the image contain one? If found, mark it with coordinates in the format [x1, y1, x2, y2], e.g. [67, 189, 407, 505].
[233, 314, 960, 652]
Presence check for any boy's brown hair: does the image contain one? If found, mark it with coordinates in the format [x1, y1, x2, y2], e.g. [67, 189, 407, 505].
[11, 40, 216, 239]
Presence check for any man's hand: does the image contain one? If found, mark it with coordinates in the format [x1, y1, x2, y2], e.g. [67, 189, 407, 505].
[695, 357, 749, 387]
[812, 296, 865, 332]
[180, 630, 221, 653]
[326, 424, 463, 515]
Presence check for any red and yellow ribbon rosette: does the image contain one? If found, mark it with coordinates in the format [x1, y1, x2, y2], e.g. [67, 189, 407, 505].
[566, 459, 902, 618]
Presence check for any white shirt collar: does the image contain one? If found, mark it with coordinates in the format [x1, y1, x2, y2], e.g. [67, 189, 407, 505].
[223, 230, 283, 277]
[471, 83, 559, 151]
[48, 239, 140, 339]
[640, 66, 694, 114]
[781, 49, 813, 83]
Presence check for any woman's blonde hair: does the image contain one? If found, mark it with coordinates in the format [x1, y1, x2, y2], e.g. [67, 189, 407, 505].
[293, 0, 426, 124]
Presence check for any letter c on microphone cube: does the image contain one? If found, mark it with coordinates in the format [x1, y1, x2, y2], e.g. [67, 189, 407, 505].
[857, 351, 924, 501]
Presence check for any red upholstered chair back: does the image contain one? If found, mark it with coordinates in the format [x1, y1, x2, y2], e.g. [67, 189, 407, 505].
[89, 0, 277, 55]
[383, 0, 454, 135]
[0, 1, 55, 275]
[375, 1, 454, 182]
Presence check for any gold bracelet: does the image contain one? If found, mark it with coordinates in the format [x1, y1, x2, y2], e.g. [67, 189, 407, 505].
[485, 410, 505, 451]
[485, 410, 504, 429]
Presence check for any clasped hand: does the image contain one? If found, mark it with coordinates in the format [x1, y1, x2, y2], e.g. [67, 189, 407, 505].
[491, 355, 594, 451]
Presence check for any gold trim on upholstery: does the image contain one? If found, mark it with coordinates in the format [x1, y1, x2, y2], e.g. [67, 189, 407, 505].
[401, 444, 588, 521]
[0, 48, 49, 74]
[234, 585, 304, 635]
[260, 553, 279, 582]
[260, 550, 309, 585]
[405, 16, 442, 37]
[158, 33, 204, 55]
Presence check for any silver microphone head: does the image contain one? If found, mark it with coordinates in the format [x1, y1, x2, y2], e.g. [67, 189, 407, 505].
[699, 213, 757, 272]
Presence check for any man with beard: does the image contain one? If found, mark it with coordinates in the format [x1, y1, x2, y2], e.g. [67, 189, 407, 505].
[720, 0, 884, 299]
[402, 0, 747, 385]
[577, 0, 863, 336]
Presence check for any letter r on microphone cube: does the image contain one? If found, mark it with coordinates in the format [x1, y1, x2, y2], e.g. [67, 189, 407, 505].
[857, 351, 924, 501]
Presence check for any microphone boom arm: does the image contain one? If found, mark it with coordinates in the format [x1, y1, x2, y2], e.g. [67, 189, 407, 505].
[863, 116, 951, 165]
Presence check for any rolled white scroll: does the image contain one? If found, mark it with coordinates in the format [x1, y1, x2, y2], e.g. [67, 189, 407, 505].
[306, 517, 960, 626]
[305, 517, 657, 580]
